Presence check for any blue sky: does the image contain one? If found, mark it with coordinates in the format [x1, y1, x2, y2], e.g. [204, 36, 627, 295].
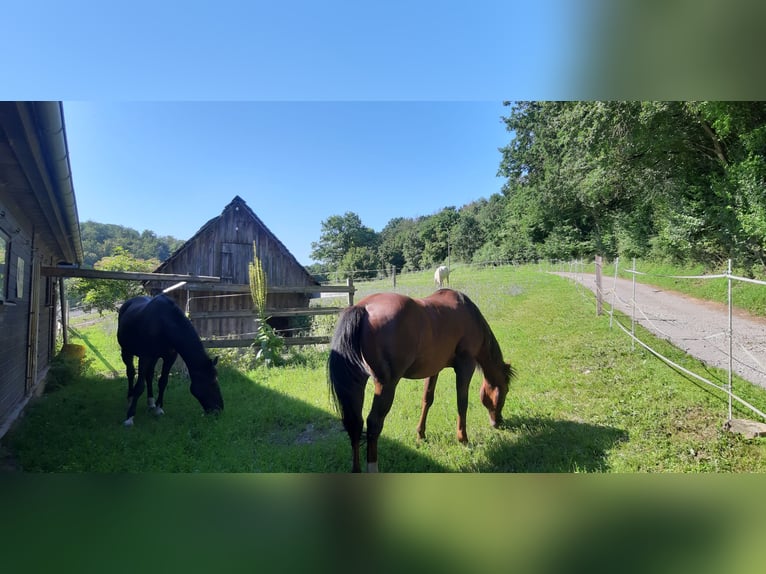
[7, 2, 756, 265]
[14, 0, 732, 266]
[20, 1, 583, 266]
[63, 101, 513, 265]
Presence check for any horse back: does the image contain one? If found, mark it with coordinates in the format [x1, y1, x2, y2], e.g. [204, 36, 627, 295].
[357, 290, 479, 381]
[117, 295, 176, 357]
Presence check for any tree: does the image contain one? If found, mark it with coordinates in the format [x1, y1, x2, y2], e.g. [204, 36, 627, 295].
[377, 217, 410, 271]
[79, 221, 182, 267]
[451, 213, 484, 262]
[310, 212, 379, 268]
[419, 207, 460, 267]
[71, 247, 159, 314]
[497, 100, 766, 270]
[338, 246, 381, 280]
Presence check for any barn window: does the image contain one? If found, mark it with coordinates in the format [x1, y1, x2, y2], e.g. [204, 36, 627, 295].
[0, 230, 7, 302]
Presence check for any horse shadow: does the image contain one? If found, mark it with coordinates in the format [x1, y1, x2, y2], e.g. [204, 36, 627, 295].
[478, 415, 629, 472]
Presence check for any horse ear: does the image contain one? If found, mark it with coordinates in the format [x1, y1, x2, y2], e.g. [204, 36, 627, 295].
[212, 356, 219, 366]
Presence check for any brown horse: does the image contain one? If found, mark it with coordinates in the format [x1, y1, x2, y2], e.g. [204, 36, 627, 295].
[328, 289, 515, 472]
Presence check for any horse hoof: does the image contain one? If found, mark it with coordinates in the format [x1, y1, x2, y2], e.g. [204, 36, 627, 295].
[123, 418, 134, 427]
[367, 462, 379, 473]
[152, 406, 165, 416]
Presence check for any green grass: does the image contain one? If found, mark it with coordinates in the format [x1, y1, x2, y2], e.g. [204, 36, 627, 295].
[4, 264, 766, 472]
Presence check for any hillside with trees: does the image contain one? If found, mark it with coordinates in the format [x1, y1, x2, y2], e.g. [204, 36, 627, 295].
[69, 221, 183, 309]
[80, 221, 183, 268]
[309, 101, 766, 278]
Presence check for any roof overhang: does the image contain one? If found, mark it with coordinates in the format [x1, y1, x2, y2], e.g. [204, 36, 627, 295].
[0, 101, 83, 265]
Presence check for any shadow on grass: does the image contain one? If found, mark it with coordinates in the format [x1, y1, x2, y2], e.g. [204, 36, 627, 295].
[479, 415, 629, 472]
[4, 366, 448, 472]
[67, 326, 120, 377]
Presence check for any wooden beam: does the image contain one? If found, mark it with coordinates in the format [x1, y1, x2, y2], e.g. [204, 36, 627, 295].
[190, 307, 343, 320]
[202, 336, 330, 348]
[184, 282, 353, 294]
[41, 266, 221, 283]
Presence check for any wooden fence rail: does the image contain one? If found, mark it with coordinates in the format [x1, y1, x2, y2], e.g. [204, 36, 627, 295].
[199, 278, 354, 349]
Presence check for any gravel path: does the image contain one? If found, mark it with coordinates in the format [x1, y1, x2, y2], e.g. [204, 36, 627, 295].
[553, 272, 766, 392]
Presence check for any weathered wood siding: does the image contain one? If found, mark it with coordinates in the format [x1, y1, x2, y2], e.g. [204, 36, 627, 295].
[154, 197, 317, 338]
[0, 199, 58, 430]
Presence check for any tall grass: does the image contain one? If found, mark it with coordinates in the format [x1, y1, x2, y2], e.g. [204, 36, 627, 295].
[4, 264, 766, 472]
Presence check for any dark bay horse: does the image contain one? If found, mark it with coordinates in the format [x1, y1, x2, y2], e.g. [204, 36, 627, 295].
[328, 289, 515, 472]
[117, 294, 223, 426]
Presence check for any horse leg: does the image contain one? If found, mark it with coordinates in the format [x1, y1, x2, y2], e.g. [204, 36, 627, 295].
[416, 374, 439, 441]
[121, 351, 136, 407]
[124, 357, 147, 426]
[340, 383, 365, 473]
[454, 357, 476, 443]
[141, 358, 160, 414]
[366, 379, 399, 473]
[154, 351, 177, 416]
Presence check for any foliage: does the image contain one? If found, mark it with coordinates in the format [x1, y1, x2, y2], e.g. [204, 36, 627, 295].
[338, 245, 381, 280]
[79, 220, 182, 267]
[309, 212, 378, 268]
[248, 242, 267, 315]
[498, 100, 766, 273]
[70, 247, 159, 314]
[253, 321, 284, 367]
[248, 243, 283, 367]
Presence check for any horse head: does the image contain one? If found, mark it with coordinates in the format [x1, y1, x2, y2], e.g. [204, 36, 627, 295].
[189, 356, 224, 414]
[479, 362, 513, 427]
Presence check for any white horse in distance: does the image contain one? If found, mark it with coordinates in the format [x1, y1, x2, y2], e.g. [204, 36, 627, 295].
[434, 265, 450, 289]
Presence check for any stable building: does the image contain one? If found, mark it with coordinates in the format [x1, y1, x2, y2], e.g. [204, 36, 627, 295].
[149, 195, 321, 341]
[0, 102, 83, 437]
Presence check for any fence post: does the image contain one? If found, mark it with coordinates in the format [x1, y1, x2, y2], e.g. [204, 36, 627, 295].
[59, 277, 69, 345]
[610, 257, 619, 329]
[595, 255, 603, 316]
[347, 277, 354, 306]
[392, 265, 396, 288]
[728, 259, 733, 421]
[631, 258, 636, 351]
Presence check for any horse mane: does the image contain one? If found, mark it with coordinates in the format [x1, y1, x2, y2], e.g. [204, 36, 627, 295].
[156, 295, 213, 371]
[456, 291, 515, 385]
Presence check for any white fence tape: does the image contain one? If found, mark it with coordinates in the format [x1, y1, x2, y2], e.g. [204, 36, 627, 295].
[562, 259, 766, 423]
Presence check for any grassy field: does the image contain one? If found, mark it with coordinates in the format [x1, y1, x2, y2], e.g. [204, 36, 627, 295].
[4, 264, 766, 472]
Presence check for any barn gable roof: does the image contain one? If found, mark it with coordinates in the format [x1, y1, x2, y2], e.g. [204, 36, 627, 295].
[155, 195, 319, 285]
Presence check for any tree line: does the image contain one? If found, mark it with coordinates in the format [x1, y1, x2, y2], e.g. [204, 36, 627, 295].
[77, 101, 766, 289]
[69, 221, 184, 311]
[308, 101, 766, 279]
[80, 221, 183, 268]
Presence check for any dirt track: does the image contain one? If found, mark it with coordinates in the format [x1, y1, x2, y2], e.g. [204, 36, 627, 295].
[553, 272, 766, 392]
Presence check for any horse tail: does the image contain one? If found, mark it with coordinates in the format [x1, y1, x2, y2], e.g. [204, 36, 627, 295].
[328, 305, 369, 419]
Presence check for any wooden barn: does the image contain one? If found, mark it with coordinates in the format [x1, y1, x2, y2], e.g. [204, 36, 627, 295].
[149, 195, 321, 341]
[0, 102, 83, 437]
